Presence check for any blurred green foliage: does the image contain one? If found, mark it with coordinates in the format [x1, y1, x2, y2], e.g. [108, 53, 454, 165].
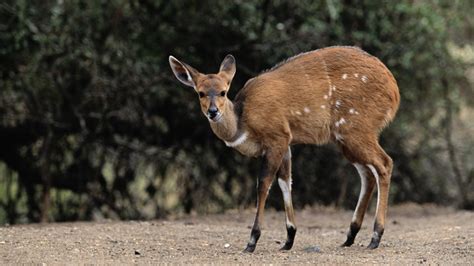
[0, 0, 472, 224]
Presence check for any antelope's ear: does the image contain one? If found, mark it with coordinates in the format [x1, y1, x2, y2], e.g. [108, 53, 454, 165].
[169, 55, 200, 88]
[218, 54, 236, 82]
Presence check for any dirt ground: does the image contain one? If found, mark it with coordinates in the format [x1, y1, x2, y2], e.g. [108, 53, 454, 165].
[0, 204, 472, 264]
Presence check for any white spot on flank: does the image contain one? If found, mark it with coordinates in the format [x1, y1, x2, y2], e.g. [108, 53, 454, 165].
[335, 100, 342, 108]
[342, 73, 348, 79]
[304, 107, 310, 113]
[331, 85, 336, 91]
[349, 108, 359, 114]
[324, 95, 329, 100]
[224, 131, 248, 147]
[335, 117, 346, 127]
[354, 73, 359, 78]
[361, 75, 368, 83]
[334, 132, 344, 141]
[320, 105, 326, 109]
[295, 111, 302, 115]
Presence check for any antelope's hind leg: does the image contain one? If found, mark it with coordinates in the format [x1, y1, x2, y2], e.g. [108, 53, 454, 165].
[341, 163, 376, 247]
[277, 147, 297, 251]
[339, 137, 393, 249]
[366, 149, 393, 250]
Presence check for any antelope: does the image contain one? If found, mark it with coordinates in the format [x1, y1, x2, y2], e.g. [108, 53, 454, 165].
[169, 46, 400, 252]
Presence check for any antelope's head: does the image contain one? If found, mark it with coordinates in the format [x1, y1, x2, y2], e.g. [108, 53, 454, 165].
[169, 55, 236, 123]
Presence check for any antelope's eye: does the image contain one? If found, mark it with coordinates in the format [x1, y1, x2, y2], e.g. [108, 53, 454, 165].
[199, 92, 205, 98]
[220, 91, 226, 97]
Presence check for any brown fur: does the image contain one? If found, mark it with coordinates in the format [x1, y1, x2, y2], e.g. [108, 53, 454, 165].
[169, 46, 400, 251]
[235, 47, 399, 148]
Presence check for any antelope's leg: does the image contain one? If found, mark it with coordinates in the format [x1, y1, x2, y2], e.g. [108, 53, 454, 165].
[244, 148, 286, 253]
[339, 137, 393, 249]
[366, 149, 393, 249]
[277, 147, 296, 251]
[342, 163, 376, 247]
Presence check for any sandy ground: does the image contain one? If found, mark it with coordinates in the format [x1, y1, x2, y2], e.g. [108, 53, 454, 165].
[0, 204, 472, 264]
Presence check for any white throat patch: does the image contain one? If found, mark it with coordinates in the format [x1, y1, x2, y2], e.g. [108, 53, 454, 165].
[224, 131, 248, 147]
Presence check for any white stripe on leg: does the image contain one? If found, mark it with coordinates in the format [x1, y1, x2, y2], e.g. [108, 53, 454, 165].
[366, 164, 380, 217]
[278, 177, 295, 228]
[352, 163, 369, 222]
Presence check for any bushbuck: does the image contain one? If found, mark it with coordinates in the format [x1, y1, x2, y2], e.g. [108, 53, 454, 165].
[169, 46, 400, 252]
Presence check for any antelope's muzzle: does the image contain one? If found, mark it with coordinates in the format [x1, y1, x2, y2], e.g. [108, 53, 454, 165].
[208, 106, 219, 119]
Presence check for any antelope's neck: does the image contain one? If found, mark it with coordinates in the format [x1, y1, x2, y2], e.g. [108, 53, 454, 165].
[209, 100, 240, 142]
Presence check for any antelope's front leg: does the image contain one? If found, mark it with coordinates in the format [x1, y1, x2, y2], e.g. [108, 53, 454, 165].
[244, 148, 286, 253]
[277, 147, 296, 250]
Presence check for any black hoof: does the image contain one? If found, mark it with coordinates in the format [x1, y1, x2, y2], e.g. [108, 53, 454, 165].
[280, 241, 294, 251]
[341, 238, 354, 247]
[342, 223, 359, 247]
[367, 238, 380, 249]
[244, 244, 256, 253]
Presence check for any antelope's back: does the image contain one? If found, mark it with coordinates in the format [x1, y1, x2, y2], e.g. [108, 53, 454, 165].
[236, 46, 400, 144]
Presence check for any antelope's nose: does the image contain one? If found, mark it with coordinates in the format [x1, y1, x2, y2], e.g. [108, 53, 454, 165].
[208, 107, 218, 119]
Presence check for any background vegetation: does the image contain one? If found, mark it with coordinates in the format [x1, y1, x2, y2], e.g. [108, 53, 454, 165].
[0, 0, 473, 224]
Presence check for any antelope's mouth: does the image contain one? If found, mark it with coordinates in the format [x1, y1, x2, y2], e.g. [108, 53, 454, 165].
[208, 112, 223, 123]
